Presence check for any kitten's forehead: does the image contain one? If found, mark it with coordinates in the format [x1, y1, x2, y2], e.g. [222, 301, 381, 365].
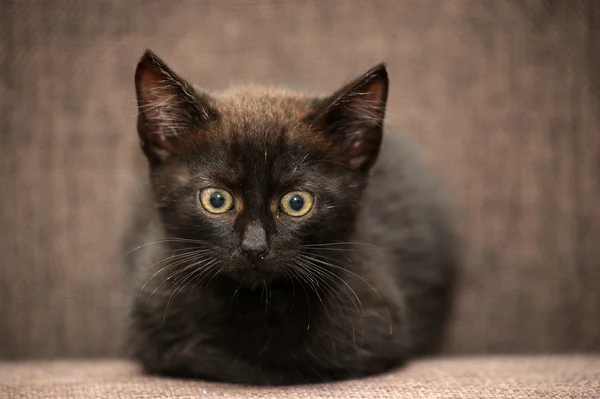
[214, 87, 316, 132]
[200, 87, 333, 156]
[181, 88, 332, 189]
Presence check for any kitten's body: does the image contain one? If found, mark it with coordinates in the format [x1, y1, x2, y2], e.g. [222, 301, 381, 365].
[127, 52, 456, 385]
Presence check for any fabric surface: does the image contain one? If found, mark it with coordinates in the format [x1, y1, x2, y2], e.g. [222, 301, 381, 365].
[1, 0, 600, 359]
[1, 356, 599, 398]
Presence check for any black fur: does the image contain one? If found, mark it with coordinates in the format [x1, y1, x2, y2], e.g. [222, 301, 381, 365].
[125, 50, 457, 385]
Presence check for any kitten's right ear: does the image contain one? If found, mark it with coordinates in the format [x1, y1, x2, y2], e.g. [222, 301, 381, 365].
[135, 50, 217, 165]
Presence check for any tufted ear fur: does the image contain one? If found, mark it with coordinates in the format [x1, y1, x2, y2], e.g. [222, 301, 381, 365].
[310, 64, 388, 171]
[134, 49, 217, 165]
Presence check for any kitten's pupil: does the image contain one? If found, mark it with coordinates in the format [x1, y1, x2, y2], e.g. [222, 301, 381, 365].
[210, 192, 226, 209]
[289, 195, 305, 211]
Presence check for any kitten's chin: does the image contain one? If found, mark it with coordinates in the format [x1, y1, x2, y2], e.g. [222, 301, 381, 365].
[226, 261, 286, 286]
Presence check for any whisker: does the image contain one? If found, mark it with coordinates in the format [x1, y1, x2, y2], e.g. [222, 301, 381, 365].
[229, 288, 241, 307]
[121, 238, 213, 259]
[291, 260, 349, 332]
[294, 257, 363, 354]
[146, 255, 213, 300]
[140, 250, 213, 292]
[291, 260, 323, 305]
[147, 248, 213, 271]
[186, 259, 221, 296]
[285, 266, 311, 330]
[297, 255, 363, 321]
[295, 259, 349, 318]
[163, 260, 220, 323]
[203, 264, 224, 289]
[284, 270, 297, 311]
[302, 241, 384, 250]
[299, 253, 392, 335]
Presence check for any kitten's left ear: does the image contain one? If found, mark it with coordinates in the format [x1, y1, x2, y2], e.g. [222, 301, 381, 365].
[311, 63, 388, 171]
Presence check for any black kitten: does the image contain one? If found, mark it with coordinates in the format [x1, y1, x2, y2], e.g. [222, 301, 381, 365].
[126, 50, 457, 385]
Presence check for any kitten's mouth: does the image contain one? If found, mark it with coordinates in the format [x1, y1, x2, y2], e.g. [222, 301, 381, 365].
[226, 258, 282, 284]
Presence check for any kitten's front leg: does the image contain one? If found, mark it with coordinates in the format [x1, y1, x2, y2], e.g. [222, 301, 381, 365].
[141, 341, 298, 385]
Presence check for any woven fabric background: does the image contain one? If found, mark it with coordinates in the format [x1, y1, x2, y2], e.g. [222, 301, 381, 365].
[0, 0, 599, 359]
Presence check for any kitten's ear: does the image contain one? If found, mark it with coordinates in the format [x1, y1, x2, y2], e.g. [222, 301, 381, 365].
[135, 50, 217, 165]
[311, 63, 388, 171]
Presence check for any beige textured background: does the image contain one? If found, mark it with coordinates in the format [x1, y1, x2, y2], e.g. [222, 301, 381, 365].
[0, 0, 598, 359]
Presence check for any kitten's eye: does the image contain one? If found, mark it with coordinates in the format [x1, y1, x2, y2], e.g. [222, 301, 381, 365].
[199, 188, 234, 214]
[279, 191, 314, 217]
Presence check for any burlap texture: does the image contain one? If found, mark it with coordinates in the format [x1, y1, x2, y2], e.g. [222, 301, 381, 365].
[0, 0, 599, 360]
[2, 356, 599, 398]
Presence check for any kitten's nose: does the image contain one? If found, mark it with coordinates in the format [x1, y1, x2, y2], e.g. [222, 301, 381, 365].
[241, 221, 269, 263]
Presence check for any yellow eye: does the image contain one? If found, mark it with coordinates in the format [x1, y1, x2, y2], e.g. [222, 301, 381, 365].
[199, 188, 234, 214]
[279, 191, 314, 217]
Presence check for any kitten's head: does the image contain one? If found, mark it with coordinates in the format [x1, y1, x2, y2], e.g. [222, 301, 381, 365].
[135, 50, 388, 284]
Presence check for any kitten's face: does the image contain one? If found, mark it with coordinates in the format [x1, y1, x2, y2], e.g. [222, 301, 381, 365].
[135, 51, 388, 284]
